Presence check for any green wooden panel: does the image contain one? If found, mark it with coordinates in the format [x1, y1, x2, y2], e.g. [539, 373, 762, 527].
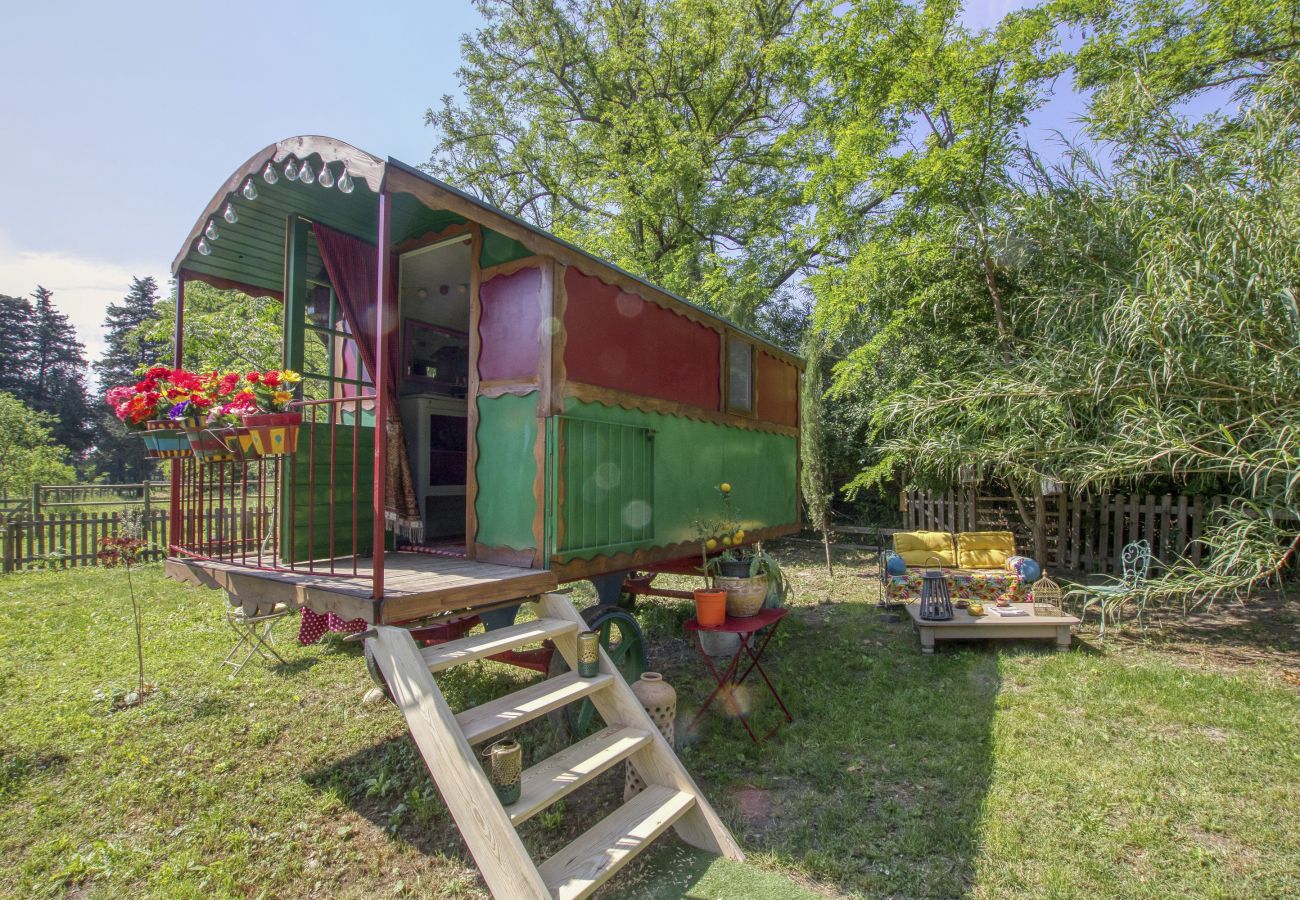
[552, 401, 798, 561]
[281, 422, 376, 563]
[556, 416, 654, 555]
[391, 192, 468, 245]
[475, 393, 538, 550]
[480, 228, 533, 268]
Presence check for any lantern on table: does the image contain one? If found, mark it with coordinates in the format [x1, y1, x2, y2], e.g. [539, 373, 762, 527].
[1032, 571, 1063, 615]
[918, 561, 954, 621]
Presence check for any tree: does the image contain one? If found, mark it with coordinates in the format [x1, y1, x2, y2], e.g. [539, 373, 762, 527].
[0, 391, 77, 497]
[90, 277, 168, 482]
[867, 9, 1300, 603]
[0, 294, 36, 399]
[138, 280, 282, 375]
[802, 0, 1064, 498]
[427, 0, 818, 328]
[27, 286, 92, 456]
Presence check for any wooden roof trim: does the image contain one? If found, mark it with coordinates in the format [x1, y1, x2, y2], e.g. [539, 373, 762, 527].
[382, 161, 804, 370]
[171, 135, 384, 275]
[177, 267, 284, 302]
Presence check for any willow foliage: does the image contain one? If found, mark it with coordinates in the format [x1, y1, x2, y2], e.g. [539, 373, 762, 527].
[878, 58, 1300, 600]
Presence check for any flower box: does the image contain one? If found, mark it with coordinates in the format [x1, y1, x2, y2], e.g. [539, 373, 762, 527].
[141, 420, 189, 459]
[242, 411, 302, 457]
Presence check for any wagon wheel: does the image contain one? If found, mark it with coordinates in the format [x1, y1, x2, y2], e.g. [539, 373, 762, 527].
[364, 639, 395, 704]
[547, 605, 648, 738]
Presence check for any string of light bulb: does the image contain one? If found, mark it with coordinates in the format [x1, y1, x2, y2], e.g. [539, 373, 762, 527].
[195, 156, 356, 257]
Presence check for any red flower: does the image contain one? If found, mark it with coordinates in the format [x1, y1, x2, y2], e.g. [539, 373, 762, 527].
[246, 372, 261, 384]
[263, 370, 281, 387]
[146, 366, 171, 379]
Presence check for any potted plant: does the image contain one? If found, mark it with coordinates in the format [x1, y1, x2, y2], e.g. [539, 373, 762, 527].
[239, 369, 303, 457]
[105, 366, 188, 458]
[696, 483, 787, 618]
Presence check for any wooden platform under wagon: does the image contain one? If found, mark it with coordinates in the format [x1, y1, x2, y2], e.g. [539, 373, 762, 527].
[165, 552, 557, 624]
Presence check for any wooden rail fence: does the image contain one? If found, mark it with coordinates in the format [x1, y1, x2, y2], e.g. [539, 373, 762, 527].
[900, 489, 1218, 575]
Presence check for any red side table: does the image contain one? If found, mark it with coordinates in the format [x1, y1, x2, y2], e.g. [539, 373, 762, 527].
[683, 607, 793, 743]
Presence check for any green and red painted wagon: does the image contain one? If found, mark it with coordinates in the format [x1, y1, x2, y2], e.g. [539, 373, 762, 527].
[164, 135, 803, 674]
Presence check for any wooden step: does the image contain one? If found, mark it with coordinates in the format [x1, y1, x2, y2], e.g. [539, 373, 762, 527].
[421, 617, 577, 673]
[457, 671, 613, 746]
[506, 725, 653, 826]
[538, 785, 696, 900]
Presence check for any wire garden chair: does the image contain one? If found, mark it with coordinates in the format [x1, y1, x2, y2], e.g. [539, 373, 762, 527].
[1066, 540, 1152, 639]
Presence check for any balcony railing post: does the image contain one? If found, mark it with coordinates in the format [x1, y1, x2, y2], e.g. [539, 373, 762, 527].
[372, 190, 392, 602]
[168, 275, 185, 553]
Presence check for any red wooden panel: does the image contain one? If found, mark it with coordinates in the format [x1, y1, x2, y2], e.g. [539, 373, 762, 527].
[479, 266, 545, 381]
[563, 268, 720, 408]
[757, 350, 799, 427]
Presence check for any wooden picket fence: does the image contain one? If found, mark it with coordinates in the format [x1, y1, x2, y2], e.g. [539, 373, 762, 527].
[901, 489, 1218, 575]
[0, 507, 271, 574]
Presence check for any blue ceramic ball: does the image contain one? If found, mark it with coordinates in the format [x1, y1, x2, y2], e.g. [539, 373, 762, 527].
[885, 554, 907, 576]
[1018, 559, 1042, 583]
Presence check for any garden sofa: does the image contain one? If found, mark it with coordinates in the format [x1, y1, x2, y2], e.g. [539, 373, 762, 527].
[881, 530, 1041, 605]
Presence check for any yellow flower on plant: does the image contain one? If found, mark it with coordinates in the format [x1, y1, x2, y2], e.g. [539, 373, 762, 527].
[281, 370, 302, 384]
[719, 482, 731, 494]
[273, 390, 294, 404]
[734, 529, 745, 544]
[722, 536, 732, 547]
[705, 538, 718, 551]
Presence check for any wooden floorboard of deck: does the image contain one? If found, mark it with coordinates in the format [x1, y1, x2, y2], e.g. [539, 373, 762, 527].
[165, 552, 558, 623]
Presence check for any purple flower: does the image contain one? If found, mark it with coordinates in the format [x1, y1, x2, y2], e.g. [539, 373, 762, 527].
[168, 401, 191, 420]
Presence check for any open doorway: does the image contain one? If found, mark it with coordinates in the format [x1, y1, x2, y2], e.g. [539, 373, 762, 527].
[398, 235, 472, 552]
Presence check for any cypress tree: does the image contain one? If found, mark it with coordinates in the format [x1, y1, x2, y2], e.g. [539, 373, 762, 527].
[0, 294, 36, 399]
[28, 286, 93, 456]
[90, 277, 167, 481]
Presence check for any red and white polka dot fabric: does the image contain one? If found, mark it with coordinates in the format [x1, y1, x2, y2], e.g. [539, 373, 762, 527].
[297, 608, 368, 645]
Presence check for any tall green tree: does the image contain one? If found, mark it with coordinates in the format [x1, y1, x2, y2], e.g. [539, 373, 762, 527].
[27, 286, 92, 456]
[90, 277, 168, 482]
[0, 294, 36, 399]
[138, 280, 281, 374]
[427, 0, 818, 328]
[0, 392, 77, 497]
[802, 0, 1064, 496]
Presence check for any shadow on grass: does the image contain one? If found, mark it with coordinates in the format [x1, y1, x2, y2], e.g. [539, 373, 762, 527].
[645, 595, 1006, 898]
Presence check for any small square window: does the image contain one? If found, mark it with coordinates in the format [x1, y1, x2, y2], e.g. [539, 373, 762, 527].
[726, 337, 754, 412]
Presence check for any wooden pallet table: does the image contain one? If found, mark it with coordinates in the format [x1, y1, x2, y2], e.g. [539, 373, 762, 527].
[904, 602, 1079, 654]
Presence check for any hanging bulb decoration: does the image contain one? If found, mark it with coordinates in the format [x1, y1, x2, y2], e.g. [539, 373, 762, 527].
[205, 219, 220, 241]
[317, 162, 334, 188]
[197, 237, 212, 256]
[262, 161, 279, 184]
[298, 160, 315, 184]
[337, 167, 354, 194]
[242, 178, 259, 200]
[283, 158, 300, 181]
[222, 202, 238, 224]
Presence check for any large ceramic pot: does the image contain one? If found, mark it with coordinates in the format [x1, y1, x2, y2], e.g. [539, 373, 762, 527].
[241, 411, 302, 457]
[625, 672, 676, 800]
[141, 420, 188, 459]
[713, 574, 768, 618]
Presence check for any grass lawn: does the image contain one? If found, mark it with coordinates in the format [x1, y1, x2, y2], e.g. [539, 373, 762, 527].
[2, 542, 1298, 898]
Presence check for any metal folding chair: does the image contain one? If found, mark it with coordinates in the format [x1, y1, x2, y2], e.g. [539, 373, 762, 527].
[223, 593, 294, 676]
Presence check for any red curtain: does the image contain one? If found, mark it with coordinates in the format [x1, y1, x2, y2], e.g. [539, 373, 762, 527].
[311, 222, 423, 542]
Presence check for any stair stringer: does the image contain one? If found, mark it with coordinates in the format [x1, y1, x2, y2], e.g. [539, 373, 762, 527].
[366, 625, 552, 900]
[533, 592, 745, 861]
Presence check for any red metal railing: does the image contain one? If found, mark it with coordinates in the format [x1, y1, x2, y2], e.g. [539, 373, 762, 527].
[168, 393, 378, 585]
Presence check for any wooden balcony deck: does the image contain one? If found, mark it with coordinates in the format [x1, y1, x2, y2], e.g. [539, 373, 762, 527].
[165, 551, 558, 624]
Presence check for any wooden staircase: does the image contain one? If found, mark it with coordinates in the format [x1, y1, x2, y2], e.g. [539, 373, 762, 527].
[365, 592, 743, 900]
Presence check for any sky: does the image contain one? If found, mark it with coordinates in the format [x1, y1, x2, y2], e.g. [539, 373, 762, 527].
[0, 0, 1053, 368]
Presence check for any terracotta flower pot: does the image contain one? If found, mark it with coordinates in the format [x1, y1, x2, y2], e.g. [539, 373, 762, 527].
[241, 411, 302, 457]
[141, 419, 188, 458]
[712, 574, 768, 618]
[693, 588, 727, 628]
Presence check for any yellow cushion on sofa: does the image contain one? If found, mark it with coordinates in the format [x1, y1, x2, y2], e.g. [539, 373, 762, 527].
[957, 531, 1016, 569]
[893, 531, 956, 567]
